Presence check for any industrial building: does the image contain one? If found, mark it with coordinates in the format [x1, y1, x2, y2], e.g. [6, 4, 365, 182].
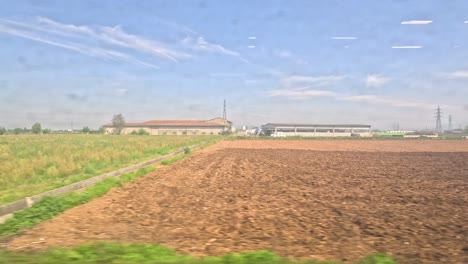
[261, 123, 372, 137]
[103, 117, 231, 135]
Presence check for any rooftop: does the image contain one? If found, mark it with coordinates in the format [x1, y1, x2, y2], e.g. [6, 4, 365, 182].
[262, 123, 371, 129]
[103, 119, 228, 128]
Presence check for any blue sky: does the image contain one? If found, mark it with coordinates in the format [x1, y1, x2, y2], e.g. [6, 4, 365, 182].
[1, 0, 468, 130]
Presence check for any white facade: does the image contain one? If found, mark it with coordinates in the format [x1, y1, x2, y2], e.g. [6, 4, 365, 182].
[261, 124, 372, 137]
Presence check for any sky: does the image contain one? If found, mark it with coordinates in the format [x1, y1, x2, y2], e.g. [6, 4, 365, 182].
[1, 0, 468, 130]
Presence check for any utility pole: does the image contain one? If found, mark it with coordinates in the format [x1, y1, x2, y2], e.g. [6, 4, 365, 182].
[435, 106, 442, 134]
[223, 99, 227, 120]
[448, 115, 453, 131]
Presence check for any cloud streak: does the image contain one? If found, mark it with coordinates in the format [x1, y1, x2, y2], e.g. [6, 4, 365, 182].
[331, 37, 357, 40]
[0, 16, 243, 67]
[391, 46, 423, 49]
[0, 23, 159, 68]
[366, 75, 389, 87]
[270, 87, 435, 109]
[269, 88, 337, 99]
[448, 70, 468, 79]
[273, 50, 308, 65]
[280, 75, 347, 87]
[401, 20, 433, 25]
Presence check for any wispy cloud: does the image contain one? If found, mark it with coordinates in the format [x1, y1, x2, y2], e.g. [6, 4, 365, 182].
[0, 22, 159, 68]
[114, 88, 128, 96]
[270, 87, 435, 109]
[342, 95, 433, 109]
[273, 50, 308, 65]
[280, 75, 347, 88]
[331, 37, 357, 40]
[0, 16, 243, 68]
[366, 75, 389, 87]
[269, 88, 337, 99]
[401, 20, 433, 25]
[248, 36, 256, 40]
[248, 45, 256, 49]
[448, 70, 468, 79]
[182, 36, 239, 56]
[35, 17, 191, 62]
[391, 46, 423, 49]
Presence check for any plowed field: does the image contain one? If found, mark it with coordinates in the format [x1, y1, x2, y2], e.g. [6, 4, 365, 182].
[7, 140, 468, 263]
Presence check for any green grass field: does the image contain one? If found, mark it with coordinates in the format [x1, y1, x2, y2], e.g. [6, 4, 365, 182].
[0, 135, 220, 205]
[0, 242, 395, 264]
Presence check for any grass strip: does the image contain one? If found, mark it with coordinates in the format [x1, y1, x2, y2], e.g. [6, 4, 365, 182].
[0, 242, 396, 264]
[0, 166, 155, 237]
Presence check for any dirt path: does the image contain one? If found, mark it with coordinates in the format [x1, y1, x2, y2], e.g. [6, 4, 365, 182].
[7, 141, 468, 263]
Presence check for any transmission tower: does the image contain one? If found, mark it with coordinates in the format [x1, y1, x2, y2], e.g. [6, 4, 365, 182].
[448, 115, 453, 131]
[435, 106, 443, 134]
[223, 99, 227, 120]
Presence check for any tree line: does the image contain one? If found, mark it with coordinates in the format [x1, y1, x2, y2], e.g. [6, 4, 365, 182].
[0, 114, 131, 135]
[0, 123, 104, 135]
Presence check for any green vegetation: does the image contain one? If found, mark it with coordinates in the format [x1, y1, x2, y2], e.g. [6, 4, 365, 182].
[31, 123, 42, 134]
[0, 167, 155, 237]
[111, 113, 126, 135]
[0, 135, 221, 205]
[82, 126, 90, 134]
[0, 242, 396, 264]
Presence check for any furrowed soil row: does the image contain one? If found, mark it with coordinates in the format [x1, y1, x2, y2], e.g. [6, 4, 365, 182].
[6, 140, 468, 264]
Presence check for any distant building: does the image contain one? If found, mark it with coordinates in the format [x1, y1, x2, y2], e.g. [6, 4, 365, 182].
[103, 117, 231, 135]
[261, 123, 371, 137]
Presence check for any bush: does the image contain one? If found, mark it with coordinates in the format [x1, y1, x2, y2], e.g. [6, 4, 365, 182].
[138, 129, 149, 135]
[184, 147, 191, 154]
[0, 127, 6, 135]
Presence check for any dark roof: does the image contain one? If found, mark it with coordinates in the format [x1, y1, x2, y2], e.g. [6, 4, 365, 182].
[103, 120, 226, 128]
[262, 123, 371, 129]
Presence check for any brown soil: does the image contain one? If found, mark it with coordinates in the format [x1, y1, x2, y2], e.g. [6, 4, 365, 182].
[7, 140, 468, 264]
[214, 139, 468, 152]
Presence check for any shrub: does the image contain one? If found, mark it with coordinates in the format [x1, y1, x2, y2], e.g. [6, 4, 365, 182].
[137, 129, 149, 135]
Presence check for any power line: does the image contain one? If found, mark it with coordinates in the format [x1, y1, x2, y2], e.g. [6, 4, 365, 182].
[435, 106, 442, 134]
[223, 99, 227, 120]
[448, 115, 453, 131]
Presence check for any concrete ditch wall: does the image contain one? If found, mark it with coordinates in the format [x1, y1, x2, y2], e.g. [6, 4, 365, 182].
[0, 143, 204, 223]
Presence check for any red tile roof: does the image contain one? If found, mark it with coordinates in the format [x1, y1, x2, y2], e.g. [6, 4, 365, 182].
[103, 120, 226, 127]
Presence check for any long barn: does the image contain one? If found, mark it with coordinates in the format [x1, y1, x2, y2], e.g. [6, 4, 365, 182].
[103, 117, 231, 135]
[261, 123, 372, 137]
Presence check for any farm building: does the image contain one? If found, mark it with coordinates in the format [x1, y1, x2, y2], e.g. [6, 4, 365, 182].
[103, 117, 231, 135]
[261, 123, 372, 137]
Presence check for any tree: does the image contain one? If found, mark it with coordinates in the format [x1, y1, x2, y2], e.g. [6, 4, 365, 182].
[13, 128, 23, 135]
[32, 123, 42, 134]
[82, 126, 90, 134]
[0, 127, 6, 135]
[42, 128, 51, 134]
[111, 114, 125, 135]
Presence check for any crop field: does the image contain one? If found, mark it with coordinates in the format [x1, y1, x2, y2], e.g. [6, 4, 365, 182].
[0, 135, 220, 205]
[5, 139, 468, 263]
